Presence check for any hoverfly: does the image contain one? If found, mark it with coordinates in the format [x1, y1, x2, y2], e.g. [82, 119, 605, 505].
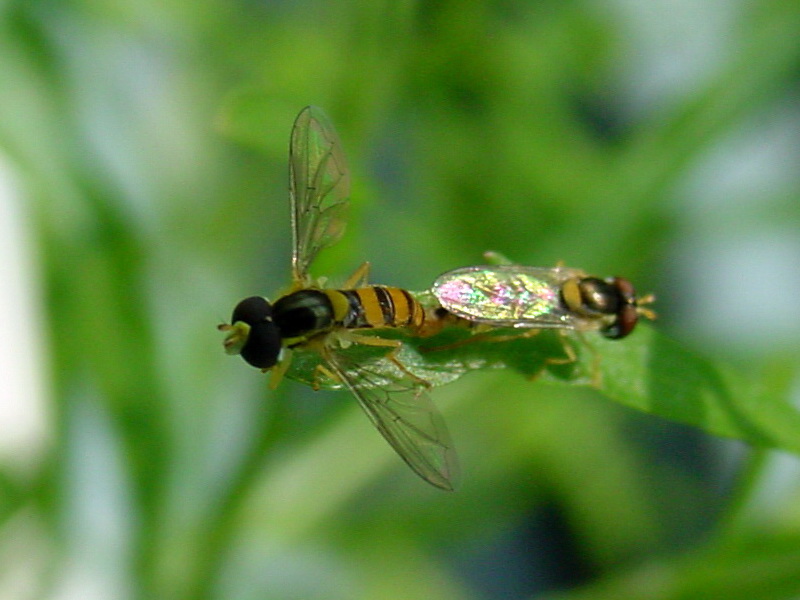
[432, 259, 655, 342]
[219, 106, 458, 491]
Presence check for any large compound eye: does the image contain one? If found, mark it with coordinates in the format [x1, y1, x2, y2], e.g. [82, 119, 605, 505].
[231, 296, 272, 325]
[577, 278, 621, 316]
[599, 277, 639, 340]
[231, 296, 282, 369]
[240, 319, 282, 368]
[601, 304, 638, 339]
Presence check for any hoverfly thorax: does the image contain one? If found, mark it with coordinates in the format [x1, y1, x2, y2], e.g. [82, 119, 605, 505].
[272, 290, 335, 339]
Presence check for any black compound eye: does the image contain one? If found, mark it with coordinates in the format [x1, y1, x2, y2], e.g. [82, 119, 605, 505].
[229, 296, 281, 369]
[578, 278, 621, 316]
[231, 296, 273, 326]
[240, 320, 282, 368]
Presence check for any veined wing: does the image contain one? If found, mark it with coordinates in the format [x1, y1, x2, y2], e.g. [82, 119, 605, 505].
[286, 338, 470, 391]
[433, 265, 585, 328]
[323, 347, 460, 491]
[289, 106, 351, 284]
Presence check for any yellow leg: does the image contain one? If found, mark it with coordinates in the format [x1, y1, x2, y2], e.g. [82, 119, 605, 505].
[342, 262, 371, 288]
[421, 326, 541, 354]
[483, 250, 514, 265]
[311, 362, 341, 391]
[345, 332, 431, 387]
[344, 331, 398, 347]
[267, 349, 293, 390]
[421, 325, 594, 384]
[569, 331, 602, 388]
[547, 330, 576, 365]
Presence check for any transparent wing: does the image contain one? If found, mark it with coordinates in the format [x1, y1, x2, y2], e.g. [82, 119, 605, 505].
[289, 105, 351, 284]
[323, 347, 460, 491]
[433, 265, 585, 328]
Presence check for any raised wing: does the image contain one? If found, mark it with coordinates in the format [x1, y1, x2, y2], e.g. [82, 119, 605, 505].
[323, 347, 460, 491]
[432, 265, 585, 328]
[289, 106, 351, 285]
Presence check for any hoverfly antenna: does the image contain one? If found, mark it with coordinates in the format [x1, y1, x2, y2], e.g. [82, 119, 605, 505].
[636, 293, 657, 321]
[219, 320, 249, 355]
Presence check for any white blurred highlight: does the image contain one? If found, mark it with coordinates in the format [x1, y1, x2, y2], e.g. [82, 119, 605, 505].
[0, 158, 51, 474]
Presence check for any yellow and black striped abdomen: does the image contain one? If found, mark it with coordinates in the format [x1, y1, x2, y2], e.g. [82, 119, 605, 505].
[327, 286, 426, 332]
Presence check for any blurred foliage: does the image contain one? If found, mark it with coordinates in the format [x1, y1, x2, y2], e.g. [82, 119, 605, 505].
[2, 0, 800, 600]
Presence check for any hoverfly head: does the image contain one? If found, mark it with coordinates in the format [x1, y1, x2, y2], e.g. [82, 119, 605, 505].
[219, 296, 282, 369]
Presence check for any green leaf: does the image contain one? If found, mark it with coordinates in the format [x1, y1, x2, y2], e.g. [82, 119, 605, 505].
[284, 318, 800, 455]
[540, 530, 800, 600]
[595, 327, 800, 454]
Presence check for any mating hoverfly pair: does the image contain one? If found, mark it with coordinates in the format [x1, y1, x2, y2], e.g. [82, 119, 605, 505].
[219, 106, 655, 491]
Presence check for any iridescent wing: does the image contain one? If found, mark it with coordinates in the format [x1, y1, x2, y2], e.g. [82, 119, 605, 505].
[323, 347, 460, 491]
[289, 106, 351, 285]
[433, 265, 586, 328]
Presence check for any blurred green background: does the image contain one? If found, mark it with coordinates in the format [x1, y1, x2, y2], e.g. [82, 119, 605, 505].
[2, 0, 800, 599]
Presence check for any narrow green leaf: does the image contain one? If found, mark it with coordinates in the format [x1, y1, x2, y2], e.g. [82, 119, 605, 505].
[284, 320, 800, 455]
[593, 326, 800, 454]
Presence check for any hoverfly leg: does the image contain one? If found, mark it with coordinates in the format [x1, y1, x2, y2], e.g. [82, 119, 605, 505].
[267, 348, 293, 390]
[482, 250, 514, 266]
[311, 362, 342, 391]
[347, 332, 431, 388]
[344, 331, 401, 349]
[387, 352, 432, 389]
[422, 326, 539, 354]
[515, 330, 579, 383]
[555, 330, 603, 388]
[342, 262, 371, 288]
[546, 330, 577, 365]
